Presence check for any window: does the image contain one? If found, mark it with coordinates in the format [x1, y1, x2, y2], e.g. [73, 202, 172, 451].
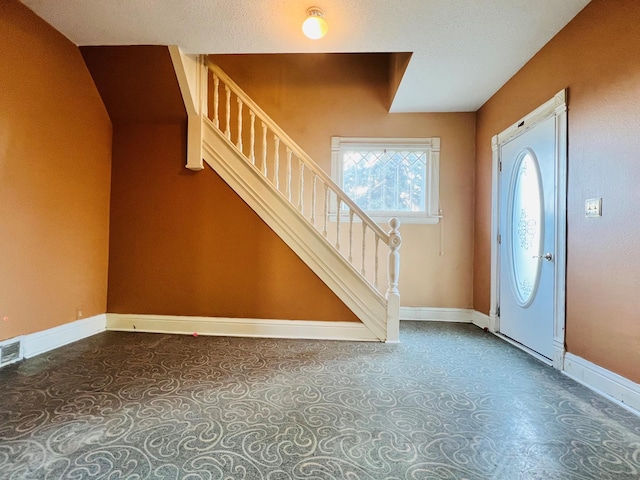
[331, 137, 440, 224]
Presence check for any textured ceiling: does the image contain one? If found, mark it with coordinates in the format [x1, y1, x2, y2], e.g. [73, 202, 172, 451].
[20, 0, 591, 112]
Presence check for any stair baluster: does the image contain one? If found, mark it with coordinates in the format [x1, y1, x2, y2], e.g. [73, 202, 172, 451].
[387, 218, 402, 296]
[224, 85, 231, 139]
[261, 122, 268, 176]
[361, 223, 367, 276]
[249, 112, 256, 165]
[298, 161, 305, 213]
[311, 175, 317, 226]
[274, 136, 280, 189]
[336, 197, 341, 251]
[286, 148, 292, 202]
[323, 184, 329, 238]
[213, 74, 219, 128]
[348, 209, 354, 263]
[374, 235, 380, 290]
[236, 98, 243, 150]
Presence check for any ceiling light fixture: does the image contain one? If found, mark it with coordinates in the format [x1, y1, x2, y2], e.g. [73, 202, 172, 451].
[302, 7, 328, 40]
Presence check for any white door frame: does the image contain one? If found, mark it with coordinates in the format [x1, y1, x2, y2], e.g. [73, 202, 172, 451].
[489, 89, 568, 370]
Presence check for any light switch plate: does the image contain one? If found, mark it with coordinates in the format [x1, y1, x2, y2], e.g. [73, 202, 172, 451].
[585, 197, 602, 217]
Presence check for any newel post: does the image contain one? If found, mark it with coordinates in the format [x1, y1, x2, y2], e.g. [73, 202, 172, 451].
[386, 217, 402, 342]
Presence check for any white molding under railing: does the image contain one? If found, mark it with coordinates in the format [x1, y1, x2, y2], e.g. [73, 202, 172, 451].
[206, 61, 401, 302]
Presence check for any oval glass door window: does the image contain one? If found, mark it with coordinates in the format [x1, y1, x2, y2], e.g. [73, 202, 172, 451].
[509, 150, 543, 306]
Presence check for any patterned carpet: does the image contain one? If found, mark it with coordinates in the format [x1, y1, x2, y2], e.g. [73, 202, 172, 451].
[0, 321, 639, 479]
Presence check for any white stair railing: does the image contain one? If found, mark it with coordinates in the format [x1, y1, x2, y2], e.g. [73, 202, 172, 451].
[206, 61, 401, 304]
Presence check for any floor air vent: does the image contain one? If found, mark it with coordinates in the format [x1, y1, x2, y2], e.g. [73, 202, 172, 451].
[0, 338, 23, 366]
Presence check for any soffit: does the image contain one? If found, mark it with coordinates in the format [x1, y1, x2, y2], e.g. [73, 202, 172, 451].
[81, 46, 187, 123]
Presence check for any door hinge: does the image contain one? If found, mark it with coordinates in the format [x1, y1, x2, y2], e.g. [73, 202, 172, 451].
[496, 306, 500, 317]
[499, 161, 502, 172]
[498, 233, 501, 244]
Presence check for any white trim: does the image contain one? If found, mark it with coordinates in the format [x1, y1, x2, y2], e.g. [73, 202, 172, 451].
[471, 310, 491, 330]
[398, 307, 492, 330]
[106, 314, 379, 342]
[552, 92, 568, 370]
[169, 46, 207, 171]
[22, 314, 107, 359]
[563, 353, 640, 416]
[168, 46, 198, 116]
[385, 294, 400, 343]
[400, 307, 474, 323]
[490, 89, 568, 369]
[329, 213, 441, 225]
[489, 135, 500, 333]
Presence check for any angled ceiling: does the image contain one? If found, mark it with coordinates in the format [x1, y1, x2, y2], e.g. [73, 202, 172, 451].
[20, 0, 590, 112]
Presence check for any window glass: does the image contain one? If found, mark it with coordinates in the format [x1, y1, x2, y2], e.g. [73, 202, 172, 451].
[331, 137, 440, 224]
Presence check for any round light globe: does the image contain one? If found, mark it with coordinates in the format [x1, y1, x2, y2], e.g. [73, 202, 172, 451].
[302, 11, 328, 39]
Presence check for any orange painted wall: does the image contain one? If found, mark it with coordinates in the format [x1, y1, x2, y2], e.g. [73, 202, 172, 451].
[0, 1, 112, 341]
[474, 0, 640, 381]
[81, 46, 187, 124]
[107, 123, 358, 321]
[86, 47, 358, 321]
[212, 54, 476, 309]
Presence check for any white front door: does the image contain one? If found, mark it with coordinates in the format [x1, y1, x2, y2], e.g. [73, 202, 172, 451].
[498, 115, 556, 359]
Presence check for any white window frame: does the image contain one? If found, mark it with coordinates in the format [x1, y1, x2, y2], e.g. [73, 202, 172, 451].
[331, 136, 441, 224]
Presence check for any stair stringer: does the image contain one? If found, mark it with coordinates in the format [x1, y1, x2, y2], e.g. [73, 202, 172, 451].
[201, 117, 389, 341]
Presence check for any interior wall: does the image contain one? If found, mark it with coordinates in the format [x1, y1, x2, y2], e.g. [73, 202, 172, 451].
[83, 46, 358, 322]
[212, 54, 476, 309]
[474, 0, 640, 381]
[0, 1, 112, 341]
[108, 123, 358, 321]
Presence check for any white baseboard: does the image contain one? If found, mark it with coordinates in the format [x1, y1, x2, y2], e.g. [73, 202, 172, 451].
[400, 307, 474, 323]
[23, 314, 107, 359]
[106, 314, 379, 342]
[471, 310, 491, 330]
[399, 307, 492, 331]
[563, 352, 640, 416]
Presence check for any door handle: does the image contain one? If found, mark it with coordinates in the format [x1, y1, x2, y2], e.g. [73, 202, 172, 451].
[533, 253, 553, 261]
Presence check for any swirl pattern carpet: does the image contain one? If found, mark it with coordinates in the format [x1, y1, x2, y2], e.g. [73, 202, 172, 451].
[1, 321, 639, 479]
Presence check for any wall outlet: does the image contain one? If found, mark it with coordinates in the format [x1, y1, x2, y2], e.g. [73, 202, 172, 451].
[76, 308, 84, 319]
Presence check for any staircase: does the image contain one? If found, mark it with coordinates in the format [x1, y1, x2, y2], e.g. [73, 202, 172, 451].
[170, 49, 401, 342]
